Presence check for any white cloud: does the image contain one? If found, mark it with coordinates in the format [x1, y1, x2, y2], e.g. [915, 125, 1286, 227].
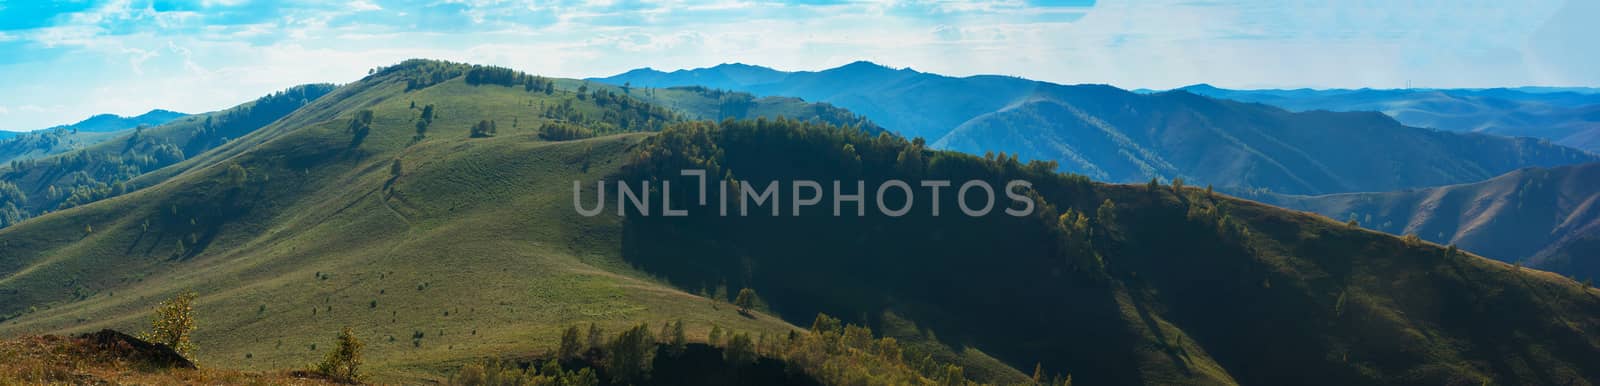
[121, 46, 160, 75]
[350, 0, 383, 12]
[0, 0, 1590, 131]
[201, 0, 251, 7]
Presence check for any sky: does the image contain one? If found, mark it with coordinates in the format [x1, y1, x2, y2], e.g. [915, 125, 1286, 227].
[0, 0, 1595, 132]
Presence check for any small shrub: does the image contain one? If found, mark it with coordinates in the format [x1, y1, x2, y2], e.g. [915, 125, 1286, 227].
[139, 289, 198, 359]
[315, 326, 365, 382]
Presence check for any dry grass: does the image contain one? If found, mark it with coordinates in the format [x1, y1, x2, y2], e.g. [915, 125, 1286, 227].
[0, 335, 344, 385]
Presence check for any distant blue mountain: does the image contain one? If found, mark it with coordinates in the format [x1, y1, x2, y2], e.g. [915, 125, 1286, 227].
[1175, 85, 1600, 152]
[606, 63, 789, 91]
[44, 109, 188, 133]
[0, 109, 188, 165]
[595, 63, 1598, 195]
[596, 61, 1041, 142]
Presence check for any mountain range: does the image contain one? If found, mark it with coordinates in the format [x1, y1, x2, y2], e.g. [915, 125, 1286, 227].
[1175, 84, 1600, 152]
[45, 110, 189, 133]
[2, 59, 1599, 384]
[594, 63, 1598, 195]
[1266, 162, 1600, 282]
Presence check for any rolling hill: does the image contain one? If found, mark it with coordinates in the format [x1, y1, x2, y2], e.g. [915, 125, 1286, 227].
[1264, 162, 1600, 283]
[0, 110, 189, 165]
[1177, 85, 1600, 152]
[0, 85, 337, 228]
[594, 63, 1598, 195]
[1, 59, 1598, 385]
[0, 67, 875, 231]
[0, 60, 922, 383]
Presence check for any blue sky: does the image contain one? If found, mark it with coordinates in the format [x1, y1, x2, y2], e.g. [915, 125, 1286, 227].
[0, 0, 1594, 131]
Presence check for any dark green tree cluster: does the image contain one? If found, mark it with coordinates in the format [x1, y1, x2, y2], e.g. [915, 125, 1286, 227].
[1181, 190, 1250, 244]
[0, 128, 73, 160]
[450, 357, 598, 386]
[761, 313, 990, 386]
[347, 109, 375, 148]
[734, 287, 759, 315]
[558, 325, 584, 360]
[585, 88, 679, 133]
[414, 104, 436, 141]
[539, 93, 679, 136]
[675, 86, 881, 129]
[374, 59, 470, 91]
[605, 323, 656, 384]
[659, 320, 687, 357]
[717, 93, 756, 120]
[463, 65, 546, 90]
[525, 76, 556, 94]
[184, 83, 331, 155]
[676, 85, 751, 102]
[541, 99, 584, 123]
[470, 120, 498, 138]
[536, 122, 594, 141]
[1035, 197, 1111, 275]
[805, 102, 880, 132]
[452, 316, 1006, 386]
[0, 181, 26, 227]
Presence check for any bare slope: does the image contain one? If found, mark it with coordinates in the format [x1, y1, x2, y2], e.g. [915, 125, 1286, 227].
[1266, 162, 1600, 282]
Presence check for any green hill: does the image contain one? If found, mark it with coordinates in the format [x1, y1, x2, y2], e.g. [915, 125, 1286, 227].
[620, 120, 1600, 385]
[0, 60, 915, 383]
[0, 85, 337, 227]
[2, 59, 1598, 385]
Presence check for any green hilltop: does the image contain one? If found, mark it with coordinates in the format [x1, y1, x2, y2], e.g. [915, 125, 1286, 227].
[0, 60, 912, 383]
[1, 59, 1597, 385]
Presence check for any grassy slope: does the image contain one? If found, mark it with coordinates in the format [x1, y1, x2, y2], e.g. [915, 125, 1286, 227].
[0, 69, 818, 382]
[0, 332, 341, 385]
